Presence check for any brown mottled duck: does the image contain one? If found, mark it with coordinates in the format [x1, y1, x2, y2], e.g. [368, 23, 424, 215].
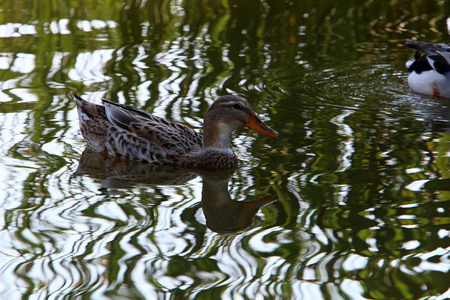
[70, 92, 278, 168]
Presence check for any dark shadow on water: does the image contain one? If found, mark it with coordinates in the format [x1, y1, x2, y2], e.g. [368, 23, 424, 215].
[71, 148, 277, 233]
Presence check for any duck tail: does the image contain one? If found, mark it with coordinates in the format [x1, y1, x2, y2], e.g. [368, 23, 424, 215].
[68, 91, 86, 105]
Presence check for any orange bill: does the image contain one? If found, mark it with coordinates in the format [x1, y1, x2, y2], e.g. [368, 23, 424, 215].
[245, 113, 279, 138]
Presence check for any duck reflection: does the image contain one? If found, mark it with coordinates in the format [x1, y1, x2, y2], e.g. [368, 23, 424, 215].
[72, 148, 277, 233]
[200, 170, 277, 233]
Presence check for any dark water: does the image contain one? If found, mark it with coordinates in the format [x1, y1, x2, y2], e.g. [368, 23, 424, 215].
[0, 0, 449, 299]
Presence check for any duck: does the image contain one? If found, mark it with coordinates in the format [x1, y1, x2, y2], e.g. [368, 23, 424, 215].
[69, 92, 279, 169]
[405, 39, 450, 98]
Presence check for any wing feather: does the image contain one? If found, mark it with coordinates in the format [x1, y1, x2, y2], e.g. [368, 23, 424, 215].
[103, 100, 203, 157]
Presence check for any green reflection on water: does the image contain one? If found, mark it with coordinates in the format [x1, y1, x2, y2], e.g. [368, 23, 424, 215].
[0, 0, 449, 299]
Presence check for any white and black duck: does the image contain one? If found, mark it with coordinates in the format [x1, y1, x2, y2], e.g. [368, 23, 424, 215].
[405, 39, 450, 98]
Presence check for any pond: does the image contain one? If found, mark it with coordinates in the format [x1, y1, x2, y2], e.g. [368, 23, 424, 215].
[0, 0, 449, 299]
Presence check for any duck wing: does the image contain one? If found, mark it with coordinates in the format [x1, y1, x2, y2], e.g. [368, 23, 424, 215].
[437, 51, 450, 66]
[405, 40, 450, 77]
[405, 39, 450, 56]
[103, 100, 203, 163]
[425, 52, 450, 76]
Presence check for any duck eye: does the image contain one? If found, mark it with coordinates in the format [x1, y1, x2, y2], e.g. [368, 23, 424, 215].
[232, 103, 242, 109]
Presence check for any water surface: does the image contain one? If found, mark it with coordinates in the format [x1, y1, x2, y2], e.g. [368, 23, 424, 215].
[0, 0, 449, 299]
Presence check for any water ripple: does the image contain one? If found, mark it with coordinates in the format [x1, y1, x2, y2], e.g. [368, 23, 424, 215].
[0, 0, 449, 299]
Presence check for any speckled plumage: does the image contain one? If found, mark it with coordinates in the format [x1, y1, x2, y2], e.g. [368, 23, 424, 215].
[70, 92, 278, 169]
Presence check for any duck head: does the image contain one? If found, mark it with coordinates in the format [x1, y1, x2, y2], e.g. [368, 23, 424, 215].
[202, 95, 279, 149]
